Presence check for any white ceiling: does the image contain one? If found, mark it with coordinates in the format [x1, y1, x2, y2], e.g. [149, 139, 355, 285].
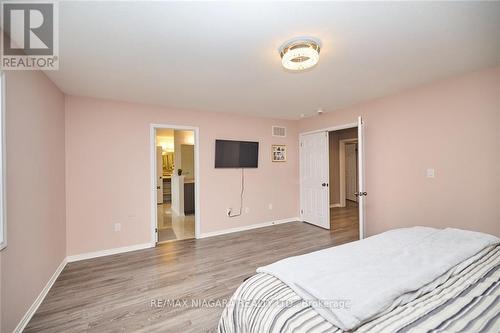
[46, 1, 500, 119]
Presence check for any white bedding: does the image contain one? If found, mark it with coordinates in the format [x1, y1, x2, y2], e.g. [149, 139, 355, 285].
[256, 227, 499, 331]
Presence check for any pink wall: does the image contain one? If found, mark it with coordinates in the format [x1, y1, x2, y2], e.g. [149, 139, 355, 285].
[300, 66, 500, 237]
[1, 71, 66, 332]
[65, 97, 299, 255]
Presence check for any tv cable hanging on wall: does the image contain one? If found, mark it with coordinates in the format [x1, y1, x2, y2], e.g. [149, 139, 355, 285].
[228, 168, 245, 218]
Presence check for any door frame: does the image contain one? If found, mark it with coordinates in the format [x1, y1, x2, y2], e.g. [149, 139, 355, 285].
[149, 124, 200, 246]
[339, 138, 358, 207]
[300, 123, 358, 136]
[299, 121, 365, 239]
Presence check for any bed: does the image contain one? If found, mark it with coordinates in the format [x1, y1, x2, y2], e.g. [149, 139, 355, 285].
[219, 227, 500, 333]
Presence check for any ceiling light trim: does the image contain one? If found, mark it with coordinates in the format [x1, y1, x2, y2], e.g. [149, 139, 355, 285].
[279, 37, 321, 71]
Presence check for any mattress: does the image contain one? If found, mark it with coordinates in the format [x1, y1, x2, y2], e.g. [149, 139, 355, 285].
[218, 244, 500, 333]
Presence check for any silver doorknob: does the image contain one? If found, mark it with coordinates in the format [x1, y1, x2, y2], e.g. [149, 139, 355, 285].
[322, 183, 327, 187]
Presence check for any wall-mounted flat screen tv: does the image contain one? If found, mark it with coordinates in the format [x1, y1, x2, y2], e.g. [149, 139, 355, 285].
[215, 140, 259, 168]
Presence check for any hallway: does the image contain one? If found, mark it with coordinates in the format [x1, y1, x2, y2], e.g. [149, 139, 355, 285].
[330, 200, 359, 241]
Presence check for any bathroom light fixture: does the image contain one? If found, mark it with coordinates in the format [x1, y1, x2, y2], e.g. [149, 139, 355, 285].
[279, 37, 321, 71]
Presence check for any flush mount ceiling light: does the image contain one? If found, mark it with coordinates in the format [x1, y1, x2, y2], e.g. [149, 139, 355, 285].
[279, 37, 321, 71]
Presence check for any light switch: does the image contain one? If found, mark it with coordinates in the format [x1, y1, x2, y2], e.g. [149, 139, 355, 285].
[426, 168, 435, 178]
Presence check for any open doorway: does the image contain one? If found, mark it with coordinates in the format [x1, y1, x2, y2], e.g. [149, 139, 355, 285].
[152, 126, 198, 244]
[328, 127, 359, 240]
[299, 118, 365, 239]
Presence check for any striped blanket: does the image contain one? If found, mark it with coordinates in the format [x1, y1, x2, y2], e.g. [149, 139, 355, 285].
[219, 245, 500, 333]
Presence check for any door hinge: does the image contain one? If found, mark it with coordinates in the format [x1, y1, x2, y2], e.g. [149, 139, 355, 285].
[155, 228, 158, 233]
[300, 209, 303, 214]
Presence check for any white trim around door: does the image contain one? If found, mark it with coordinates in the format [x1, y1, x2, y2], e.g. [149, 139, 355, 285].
[300, 122, 357, 136]
[150, 124, 201, 246]
[357, 116, 366, 240]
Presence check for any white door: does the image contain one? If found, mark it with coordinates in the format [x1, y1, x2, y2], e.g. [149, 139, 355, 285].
[345, 143, 358, 202]
[300, 131, 330, 229]
[357, 116, 366, 239]
[156, 146, 163, 204]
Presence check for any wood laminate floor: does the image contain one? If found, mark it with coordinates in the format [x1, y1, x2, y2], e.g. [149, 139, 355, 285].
[331, 200, 359, 239]
[26, 221, 359, 333]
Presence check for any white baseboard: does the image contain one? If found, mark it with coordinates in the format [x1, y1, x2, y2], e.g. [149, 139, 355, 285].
[198, 217, 300, 239]
[330, 203, 341, 208]
[66, 243, 152, 262]
[14, 258, 67, 333]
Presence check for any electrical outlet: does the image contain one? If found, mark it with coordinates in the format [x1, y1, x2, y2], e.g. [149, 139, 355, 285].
[245, 207, 250, 213]
[226, 208, 232, 216]
[268, 203, 273, 210]
[114, 223, 121, 232]
[426, 168, 436, 178]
